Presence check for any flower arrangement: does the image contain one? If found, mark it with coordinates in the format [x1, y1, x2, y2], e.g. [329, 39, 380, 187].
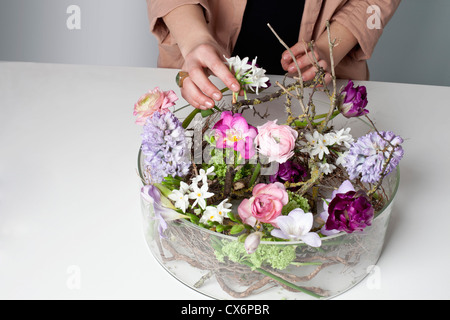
[135, 23, 404, 299]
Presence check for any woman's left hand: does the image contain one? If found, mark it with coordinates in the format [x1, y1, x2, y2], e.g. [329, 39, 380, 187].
[280, 44, 332, 84]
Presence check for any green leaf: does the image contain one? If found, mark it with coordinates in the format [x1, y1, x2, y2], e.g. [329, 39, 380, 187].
[227, 212, 240, 223]
[216, 224, 229, 233]
[187, 213, 200, 224]
[230, 224, 245, 235]
[201, 108, 215, 117]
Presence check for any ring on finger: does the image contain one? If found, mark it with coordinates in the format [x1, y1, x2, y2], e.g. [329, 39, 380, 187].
[176, 71, 189, 88]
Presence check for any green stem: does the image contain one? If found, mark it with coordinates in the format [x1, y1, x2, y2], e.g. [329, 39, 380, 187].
[248, 163, 261, 187]
[181, 108, 201, 129]
[181, 87, 229, 129]
[291, 262, 323, 266]
[293, 110, 340, 128]
[173, 103, 191, 114]
[240, 260, 323, 299]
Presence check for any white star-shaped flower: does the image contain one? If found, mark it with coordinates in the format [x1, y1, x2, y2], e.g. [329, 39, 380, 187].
[189, 183, 214, 210]
[333, 127, 354, 148]
[168, 189, 189, 213]
[192, 166, 215, 185]
[199, 199, 232, 225]
[317, 162, 336, 175]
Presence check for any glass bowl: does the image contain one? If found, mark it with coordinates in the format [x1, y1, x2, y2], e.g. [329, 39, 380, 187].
[137, 149, 400, 300]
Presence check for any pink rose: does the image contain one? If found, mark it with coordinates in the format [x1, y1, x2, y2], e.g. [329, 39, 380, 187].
[133, 87, 178, 125]
[238, 182, 289, 228]
[254, 120, 298, 163]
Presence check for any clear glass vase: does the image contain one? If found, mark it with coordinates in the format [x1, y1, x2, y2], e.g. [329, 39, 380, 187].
[138, 152, 400, 300]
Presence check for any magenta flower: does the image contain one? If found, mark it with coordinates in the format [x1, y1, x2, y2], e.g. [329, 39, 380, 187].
[213, 111, 258, 159]
[339, 80, 369, 118]
[269, 160, 307, 183]
[324, 180, 374, 234]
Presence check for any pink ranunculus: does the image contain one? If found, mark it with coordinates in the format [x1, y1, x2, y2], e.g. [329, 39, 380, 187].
[238, 182, 289, 228]
[133, 87, 178, 125]
[213, 111, 258, 159]
[254, 120, 298, 164]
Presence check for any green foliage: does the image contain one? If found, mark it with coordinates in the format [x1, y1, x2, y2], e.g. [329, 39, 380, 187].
[229, 224, 245, 235]
[161, 175, 182, 191]
[214, 239, 297, 270]
[284, 190, 311, 214]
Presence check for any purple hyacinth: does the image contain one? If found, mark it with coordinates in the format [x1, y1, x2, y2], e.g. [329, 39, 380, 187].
[343, 131, 404, 184]
[141, 111, 191, 183]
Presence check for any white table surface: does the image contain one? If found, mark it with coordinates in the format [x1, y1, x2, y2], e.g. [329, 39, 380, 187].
[1, 61, 449, 300]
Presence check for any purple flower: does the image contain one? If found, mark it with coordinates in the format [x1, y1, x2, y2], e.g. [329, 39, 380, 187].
[339, 80, 369, 118]
[325, 188, 374, 234]
[141, 111, 191, 183]
[213, 111, 258, 159]
[344, 131, 404, 184]
[141, 185, 188, 238]
[269, 161, 307, 183]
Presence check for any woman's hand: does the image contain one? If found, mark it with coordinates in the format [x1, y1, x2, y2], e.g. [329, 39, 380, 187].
[280, 21, 358, 85]
[163, 4, 240, 109]
[280, 44, 332, 84]
[180, 43, 241, 110]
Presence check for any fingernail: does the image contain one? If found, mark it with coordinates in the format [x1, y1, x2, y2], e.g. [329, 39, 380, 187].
[231, 84, 240, 92]
[206, 101, 214, 108]
[213, 93, 221, 100]
[288, 66, 296, 73]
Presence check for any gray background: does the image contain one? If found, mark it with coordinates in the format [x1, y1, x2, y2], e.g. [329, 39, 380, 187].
[1, 0, 449, 87]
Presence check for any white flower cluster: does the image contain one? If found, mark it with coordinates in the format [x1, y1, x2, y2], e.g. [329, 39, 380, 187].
[300, 128, 353, 175]
[168, 166, 232, 224]
[224, 56, 270, 95]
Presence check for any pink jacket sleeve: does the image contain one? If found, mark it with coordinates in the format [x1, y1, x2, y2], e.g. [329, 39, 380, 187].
[331, 0, 402, 60]
[146, 0, 210, 43]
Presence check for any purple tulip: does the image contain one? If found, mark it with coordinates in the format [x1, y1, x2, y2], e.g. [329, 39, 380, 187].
[269, 160, 307, 183]
[325, 190, 374, 234]
[339, 80, 369, 118]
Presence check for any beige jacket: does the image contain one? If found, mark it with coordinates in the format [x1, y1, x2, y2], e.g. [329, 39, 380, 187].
[146, 0, 401, 80]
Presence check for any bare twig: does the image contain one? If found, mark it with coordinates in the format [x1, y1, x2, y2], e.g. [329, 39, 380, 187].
[319, 21, 338, 133]
[267, 23, 303, 91]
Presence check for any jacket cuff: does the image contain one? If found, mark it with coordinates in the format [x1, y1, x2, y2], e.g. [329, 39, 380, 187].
[147, 0, 210, 43]
[331, 0, 400, 61]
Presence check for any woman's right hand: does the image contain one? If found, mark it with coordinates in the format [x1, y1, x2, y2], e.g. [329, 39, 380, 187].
[180, 42, 241, 110]
[162, 4, 240, 110]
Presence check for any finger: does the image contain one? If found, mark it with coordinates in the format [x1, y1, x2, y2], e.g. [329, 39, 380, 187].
[188, 66, 221, 105]
[181, 77, 213, 110]
[281, 43, 304, 64]
[285, 50, 320, 74]
[207, 55, 241, 93]
[301, 59, 329, 81]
